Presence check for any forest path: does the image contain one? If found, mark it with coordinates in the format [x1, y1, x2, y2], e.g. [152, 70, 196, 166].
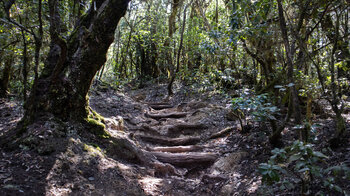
[0, 84, 349, 195]
[135, 101, 219, 167]
[89, 83, 265, 195]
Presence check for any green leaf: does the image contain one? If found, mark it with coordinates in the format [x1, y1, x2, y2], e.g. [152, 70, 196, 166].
[313, 151, 328, 159]
[298, 168, 310, 173]
[295, 161, 306, 169]
[259, 163, 270, 170]
[274, 85, 283, 89]
[288, 154, 302, 162]
[333, 185, 343, 193]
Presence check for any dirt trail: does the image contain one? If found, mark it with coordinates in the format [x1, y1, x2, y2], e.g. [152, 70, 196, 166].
[1, 83, 349, 195]
[89, 84, 265, 195]
[0, 84, 267, 196]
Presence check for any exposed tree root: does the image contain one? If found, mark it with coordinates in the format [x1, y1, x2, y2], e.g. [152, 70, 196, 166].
[147, 145, 203, 153]
[152, 161, 187, 177]
[201, 174, 228, 183]
[145, 112, 188, 120]
[107, 136, 152, 165]
[143, 102, 170, 105]
[209, 126, 237, 140]
[167, 123, 207, 133]
[129, 125, 160, 135]
[150, 151, 219, 166]
[135, 134, 201, 146]
[149, 104, 174, 110]
[107, 135, 187, 176]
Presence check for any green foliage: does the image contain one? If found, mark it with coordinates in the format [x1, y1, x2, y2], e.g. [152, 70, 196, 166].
[259, 141, 349, 194]
[209, 68, 236, 90]
[231, 92, 279, 124]
[259, 162, 285, 185]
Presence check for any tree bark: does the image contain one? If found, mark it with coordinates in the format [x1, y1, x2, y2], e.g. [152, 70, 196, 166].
[168, 2, 188, 95]
[277, 0, 302, 124]
[0, 56, 13, 97]
[34, 0, 43, 82]
[20, 27, 28, 101]
[24, 0, 130, 123]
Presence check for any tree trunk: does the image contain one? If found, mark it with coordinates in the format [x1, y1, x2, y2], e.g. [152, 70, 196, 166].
[34, 0, 43, 82]
[277, 0, 302, 124]
[120, 26, 132, 79]
[168, 3, 188, 95]
[20, 27, 28, 101]
[0, 56, 13, 97]
[24, 0, 130, 123]
[321, 14, 350, 79]
[329, 14, 346, 140]
[111, 29, 121, 80]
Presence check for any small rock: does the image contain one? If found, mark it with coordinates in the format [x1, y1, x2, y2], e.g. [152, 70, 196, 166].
[88, 177, 95, 181]
[202, 174, 228, 184]
[212, 151, 248, 172]
[219, 184, 235, 196]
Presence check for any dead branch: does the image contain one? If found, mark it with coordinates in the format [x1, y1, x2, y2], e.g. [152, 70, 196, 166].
[209, 126, 236, 140]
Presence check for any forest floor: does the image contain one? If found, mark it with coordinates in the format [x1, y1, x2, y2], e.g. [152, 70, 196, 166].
[0, 81, 349, 195]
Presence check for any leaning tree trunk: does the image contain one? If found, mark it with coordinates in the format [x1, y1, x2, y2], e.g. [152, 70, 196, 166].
[24, 0, 130, 123]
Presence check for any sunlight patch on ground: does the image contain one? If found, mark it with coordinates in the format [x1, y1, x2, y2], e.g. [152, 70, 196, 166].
[138, 176, 163, 195]
[9, 117, 21, 124]
[211, 135, 230, 146]
[117, 162, 131, 171]
[231, 172, 242, 179]
[97, 156, 118, 171]
[45, 138, 99, 195]
[246, 178, 261, 194]
[46, 186, 72, 195]
[45, 159, 74, 195]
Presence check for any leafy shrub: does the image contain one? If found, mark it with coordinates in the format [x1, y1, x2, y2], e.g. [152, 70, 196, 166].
[258, 140, 350, 195]
[231, 92, 278, 129]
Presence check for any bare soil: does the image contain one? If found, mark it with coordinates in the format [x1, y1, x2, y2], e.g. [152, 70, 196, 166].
[0, 81, 349, 195]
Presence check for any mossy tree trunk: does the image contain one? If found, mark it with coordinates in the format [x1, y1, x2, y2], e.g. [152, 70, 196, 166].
[24, 0, 130, 123]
